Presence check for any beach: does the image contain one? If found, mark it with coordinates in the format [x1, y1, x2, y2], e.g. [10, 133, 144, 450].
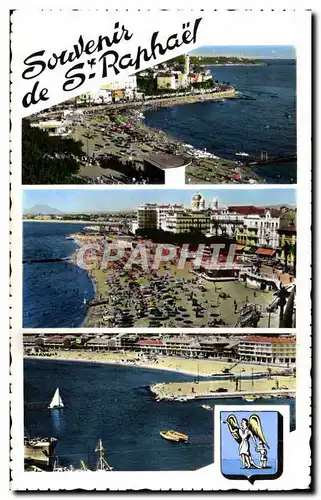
[69, 233, 277, 328]
[24, 350, 288, 377]
[66, 89, 261, 185]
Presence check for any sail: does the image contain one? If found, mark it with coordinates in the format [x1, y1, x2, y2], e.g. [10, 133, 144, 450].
[49, 388, 64, 409]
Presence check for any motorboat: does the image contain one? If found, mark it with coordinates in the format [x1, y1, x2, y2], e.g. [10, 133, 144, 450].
[160, 430, 189, 442]
[201, 404, 213, 411]
[242, 395, 258, 402]
[235, 152, 250, 157]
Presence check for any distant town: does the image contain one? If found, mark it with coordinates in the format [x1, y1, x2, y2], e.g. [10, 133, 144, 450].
[23, 54, 269, 185]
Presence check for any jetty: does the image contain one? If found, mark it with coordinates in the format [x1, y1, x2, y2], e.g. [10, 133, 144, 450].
[23, 257, 71, 264]
[248, 154, 297, 166]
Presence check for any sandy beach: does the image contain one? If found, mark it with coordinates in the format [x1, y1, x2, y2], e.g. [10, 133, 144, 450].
[24, 350, 288, 378]
[70, 235, 277, 328]
[65, 89, 262, 185]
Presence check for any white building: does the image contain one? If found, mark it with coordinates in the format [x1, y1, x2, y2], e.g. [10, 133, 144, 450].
[238, 336, 296, 366]
[30, 119, 71, 137]
[157, 204, 184, 230]
[210, 207, 245, 238]
[257, 210, 280, 249]
[137, 201, 210, 234]
[163, 211, 211, 234]
[100, 75, 137, 98]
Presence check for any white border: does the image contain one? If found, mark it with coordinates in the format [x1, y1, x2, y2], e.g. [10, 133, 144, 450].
[8, 6, 312, 492]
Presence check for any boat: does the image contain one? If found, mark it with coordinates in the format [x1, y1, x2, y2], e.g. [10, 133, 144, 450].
[201, 404, 212, 411]
[48, 387, 64, 409]
[235, 152, 250, 157]
[52, 440, 114, 472]
[160, 430, 189, 442]
[242, 395, 258, 402]
[95, 439, 114, 470]
[24, 436, 57, 467]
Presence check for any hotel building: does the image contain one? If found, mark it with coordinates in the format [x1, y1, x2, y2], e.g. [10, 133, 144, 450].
[238, 336, 296, 365]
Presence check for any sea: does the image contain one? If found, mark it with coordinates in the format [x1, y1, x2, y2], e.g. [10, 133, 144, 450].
[23, 222, 95, 328]
[24, 359, 296, 471]
[144, 60, 296, 183]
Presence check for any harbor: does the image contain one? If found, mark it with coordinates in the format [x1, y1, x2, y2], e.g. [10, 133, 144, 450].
[24, 60, 296, 185]
[24, 357, 295, 471]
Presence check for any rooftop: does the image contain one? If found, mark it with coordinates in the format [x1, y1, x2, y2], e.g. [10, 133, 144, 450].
[145, 153, 191, 170]
[242, 336, 296, 344]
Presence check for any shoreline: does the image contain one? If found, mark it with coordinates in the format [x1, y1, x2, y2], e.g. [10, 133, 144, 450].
[74, 97, 262, 185]
[24, 354, 295, 400]
[23, 219, 95, 224]
[24, 353, 207, 377]
[24, 351, 289, 378]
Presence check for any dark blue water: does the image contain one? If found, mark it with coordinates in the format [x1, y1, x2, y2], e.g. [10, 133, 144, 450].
[23, 222, 95, 328]
[144, 60, 296, 183]
[24, 359, 295, 471]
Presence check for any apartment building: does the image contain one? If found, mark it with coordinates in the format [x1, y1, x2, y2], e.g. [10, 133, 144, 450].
[238, 336, 296, 366]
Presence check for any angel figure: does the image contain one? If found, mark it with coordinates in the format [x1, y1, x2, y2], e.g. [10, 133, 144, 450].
[223, 414, 269, 469]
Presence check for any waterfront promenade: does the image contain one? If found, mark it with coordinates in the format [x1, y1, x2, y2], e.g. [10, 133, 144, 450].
[37, 87, 261, 185]
[150, 376, 295, 401]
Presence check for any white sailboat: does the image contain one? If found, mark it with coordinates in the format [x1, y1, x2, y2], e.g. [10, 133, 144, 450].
[48, 388, 64, 410]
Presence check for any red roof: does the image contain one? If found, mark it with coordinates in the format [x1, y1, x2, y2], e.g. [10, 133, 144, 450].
[229, 206, 281, 217]
[43, 335, 65, 343]
[242, 337, 296, 344]
[137, 338, 164, 346]
[256, 248, 276, 256]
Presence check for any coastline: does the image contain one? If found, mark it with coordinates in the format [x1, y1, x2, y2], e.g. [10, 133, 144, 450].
[25, 353, 295, 400]
[24, 351, 288, 378]
[24, 353, 207, 377]
[23, 219, 95, 224]
[72, 92, 262, 185]
[150, 376, 296, 401]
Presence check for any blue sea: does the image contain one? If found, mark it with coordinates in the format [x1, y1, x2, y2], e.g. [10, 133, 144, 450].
[144, 60, 296, 183]
[23, 222, 95, 328]
[24, 359, 296, 471]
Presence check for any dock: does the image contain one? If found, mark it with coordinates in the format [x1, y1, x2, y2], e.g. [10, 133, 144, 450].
[23, 257, 71, 264]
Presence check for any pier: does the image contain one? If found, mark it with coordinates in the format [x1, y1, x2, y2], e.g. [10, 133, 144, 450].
[23, 257, 71, 264]
[248, 154, 297, 166]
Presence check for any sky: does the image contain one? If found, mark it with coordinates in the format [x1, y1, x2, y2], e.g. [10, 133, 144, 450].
[23, 188, 296, 213]
[190, 45, 296, 59]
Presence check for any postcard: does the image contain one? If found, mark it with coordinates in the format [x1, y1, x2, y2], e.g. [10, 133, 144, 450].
[9, 8, 311, 491]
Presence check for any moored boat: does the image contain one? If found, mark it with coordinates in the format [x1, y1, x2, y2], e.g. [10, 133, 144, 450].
[160, 430, 189, 442]
[242, 395, 258, 402]
[24, 436, 57, 467]
[235, 151, 250, 157]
